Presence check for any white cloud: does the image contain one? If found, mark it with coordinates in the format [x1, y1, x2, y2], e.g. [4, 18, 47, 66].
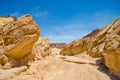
[30, 7, 49, 20]
[42, 23, 91, 43]
[45, 32, 89, 43]
[10, 11, 22, 17]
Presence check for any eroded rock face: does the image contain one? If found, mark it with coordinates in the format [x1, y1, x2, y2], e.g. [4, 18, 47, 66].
[0, 16, 15, 66]
[103, 24, 120, 77]
[61, 18, 120, 78]
[0, 14, 40, 67]
[89, 18, 120, 57]
[0, 16, 15, 26]
[32, 37, 51, 60]
[60, 29, 100, 55]
[60, 37, 89, 55]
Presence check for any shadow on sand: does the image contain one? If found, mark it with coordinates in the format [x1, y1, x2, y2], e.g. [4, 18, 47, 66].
[96, 59, 120, 80]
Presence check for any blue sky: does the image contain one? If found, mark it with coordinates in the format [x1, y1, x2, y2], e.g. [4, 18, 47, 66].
[0, 0, 120, 43]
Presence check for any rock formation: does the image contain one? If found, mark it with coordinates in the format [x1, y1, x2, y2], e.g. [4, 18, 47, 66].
[88, 18, 120, 78]
[0, 14, 40, 67]
[32, 37, 51, 60]
[102, 19, 120, 77]
[89, 18, 120, 57]
[0, 16, 15, 26]
[60, 18, 120, 78]
[0, 14, 120, 80]
[60, 28, 100, 55]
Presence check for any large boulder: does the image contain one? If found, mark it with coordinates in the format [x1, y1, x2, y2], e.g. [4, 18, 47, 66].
[103, 23, 120, 77]
[103, 36, 120, 77]
[0, 14, 40, 67]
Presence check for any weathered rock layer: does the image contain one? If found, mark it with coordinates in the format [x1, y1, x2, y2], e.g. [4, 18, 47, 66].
[0, 14, 40, 67]
[61, 18, 120, 78]
[60, 29, 100, 55]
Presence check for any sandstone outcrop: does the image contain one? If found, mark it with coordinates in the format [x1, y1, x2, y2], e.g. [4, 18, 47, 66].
[0, 16, 15, 66]
[79, 20, 120, 79]
[0, 16, 15, 26]
[61, 18, 120, 78]
[32, 37, 51, 60]
[0, 14, 40, 67]
[60, 29, 100, 55]
[89, 18, 120, 57]
[102, 19, 120, 77]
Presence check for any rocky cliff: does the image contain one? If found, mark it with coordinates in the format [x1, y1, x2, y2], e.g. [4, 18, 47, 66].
[60, 28, 100, 55]
[89, 18, 120, 57]
[61, 18, 120, 78]
[102, 19, 120, 77]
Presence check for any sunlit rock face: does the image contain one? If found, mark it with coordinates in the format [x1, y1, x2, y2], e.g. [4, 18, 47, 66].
[0, 16, 15, 66]
[0, 14, 40, 67]
[61, 18, 120, 78]
[0, 16, 15, 26]
[32, 37, 51, 60]
[89, 18, 120, 57]
[91, 18, 120, 78]
[103, 22, 120, 78]
[60, 29, 100, 55]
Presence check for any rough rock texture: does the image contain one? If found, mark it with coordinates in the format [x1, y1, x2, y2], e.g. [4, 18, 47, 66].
[60, 29, 100, 55]
[60, 37, 90, 55]
[0, 16, 15, 65]
[0, 14, 40, 67]
[86, 20, 120, 78]
[103, 36, 120, 78]
[60, 18, 120, 78]
[50, 48, 61, 56]
[89, 18, 120, 57]
[0, 16, 15, 26]
[102, 21, 120, 77]
[32, 37, 51, 60]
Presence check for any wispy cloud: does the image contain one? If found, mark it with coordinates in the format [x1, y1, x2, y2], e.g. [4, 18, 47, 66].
[10, 11, 23, 17]
[30, 7, 49, 20]
[41, 23, 91, 43]
[40, 10, 120, 43]
[74, 10, 120, 29]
